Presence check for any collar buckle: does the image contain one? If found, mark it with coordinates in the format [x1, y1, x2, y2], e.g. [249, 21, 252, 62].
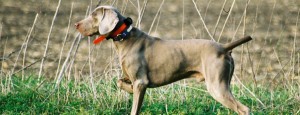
[114, 34, 124, 41]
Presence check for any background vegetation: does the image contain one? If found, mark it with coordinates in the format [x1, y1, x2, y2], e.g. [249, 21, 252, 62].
[0, 0, 299, 114]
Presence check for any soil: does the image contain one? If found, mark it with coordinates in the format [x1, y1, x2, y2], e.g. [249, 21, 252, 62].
[0, 0, 299, 83]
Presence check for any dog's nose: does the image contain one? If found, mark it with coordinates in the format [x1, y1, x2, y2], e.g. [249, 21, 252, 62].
[75, 23, 80, 29]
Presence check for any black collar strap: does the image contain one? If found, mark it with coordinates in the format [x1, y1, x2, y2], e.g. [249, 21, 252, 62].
[107, 17, 133, 41]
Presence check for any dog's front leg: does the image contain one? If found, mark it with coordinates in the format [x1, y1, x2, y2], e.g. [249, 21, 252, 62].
[117, 78, 133, 93]
[131, 79, 148, 115]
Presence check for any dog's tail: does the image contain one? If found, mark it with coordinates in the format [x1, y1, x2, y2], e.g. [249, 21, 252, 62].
[223, 36, 252, 52]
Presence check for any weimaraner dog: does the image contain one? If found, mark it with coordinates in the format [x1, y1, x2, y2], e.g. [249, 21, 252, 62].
[75, 6, 252, 115]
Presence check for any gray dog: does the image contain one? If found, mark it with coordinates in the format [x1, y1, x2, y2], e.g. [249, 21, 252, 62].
[75, 6, 252, 115]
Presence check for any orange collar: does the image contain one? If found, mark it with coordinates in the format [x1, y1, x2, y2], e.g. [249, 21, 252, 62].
[94, 22, 131, 44]
[93, 17, 133, 44]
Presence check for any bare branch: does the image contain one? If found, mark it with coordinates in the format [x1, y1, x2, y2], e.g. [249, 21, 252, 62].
[96, 0, 102, 7]
[38, 0, 61, 80]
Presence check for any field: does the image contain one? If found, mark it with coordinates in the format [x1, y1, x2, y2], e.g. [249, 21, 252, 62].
[0, 75, 299, 114]
[0, 0, 300, 114]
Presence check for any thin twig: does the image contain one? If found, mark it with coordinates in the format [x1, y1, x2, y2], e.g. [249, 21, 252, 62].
[0, 22, 2, 42]
[55, 2, 74, 78]
[22, 13, 39, 80]
[264, 0, 276, 41]
[203, 0, 212, 20]
[66, 33, 82, 80]
[96, 0, 102, 7]
[175, 83, 208, 93]
[10, 15, 39, 78]
[218, 0, 235, 42]
[111, 0, 117, 6]
[231, 0, 251, 41]
[254, 0, 276, 82]
[234, 74, 266, 107]
[88, 37, 98, 101]
[251, 0, 260, 35]
[55, 33, 79, 88]
[136, 0, 141, 28]
[154, 11, 162, 34]
[272, 48, 288, 85]
[1, 37, 8, 78]
[213, 0, 227, 38]
[128, 0, 138, 11]
[0, 49, 20, 61]
[139, 0, 148, 24]
[181, 0, 185, 40]
[192, 0, 215, 41]
[242, 0, 257, 87]
[44, 33, 80, 103]
[247, 43, 257, 86]
[190, 23, 199, 38]
[292, 9, 300, 84]
[38, 0, 61, 80]
[13, 54, 49, 75]
[0, 23, 2, 76]
[270, 45, 300, 87]
[121, 0, 129, 14]
[148, 0, 165, 34]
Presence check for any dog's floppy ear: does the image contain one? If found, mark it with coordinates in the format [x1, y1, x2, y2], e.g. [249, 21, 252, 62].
[98, 7, 119, 35]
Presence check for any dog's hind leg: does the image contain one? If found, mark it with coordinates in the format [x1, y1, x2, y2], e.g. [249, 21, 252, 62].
[205, 59, 250, 115]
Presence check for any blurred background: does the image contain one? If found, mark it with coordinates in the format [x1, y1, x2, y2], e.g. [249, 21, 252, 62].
[0, 0, 299, 86]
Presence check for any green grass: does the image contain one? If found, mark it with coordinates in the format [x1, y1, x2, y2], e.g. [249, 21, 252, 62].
[0, 75, 299, 114]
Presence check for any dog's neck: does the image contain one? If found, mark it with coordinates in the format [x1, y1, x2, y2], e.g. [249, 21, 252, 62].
[112, 27, 151, 57]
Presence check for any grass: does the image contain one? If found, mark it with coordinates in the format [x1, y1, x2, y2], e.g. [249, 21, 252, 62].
[1, 75, 299, 114]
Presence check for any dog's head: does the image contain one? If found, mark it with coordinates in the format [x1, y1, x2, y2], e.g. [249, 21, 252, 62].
[75, 6, 124, 37]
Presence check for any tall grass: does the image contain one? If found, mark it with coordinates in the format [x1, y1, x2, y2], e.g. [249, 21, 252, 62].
[0, 75, 299, 114]
[0, 0, 300, 114]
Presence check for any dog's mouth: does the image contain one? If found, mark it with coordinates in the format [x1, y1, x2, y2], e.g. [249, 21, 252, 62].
[86, 31, 107, 44]
[88, 32, 100, 37]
